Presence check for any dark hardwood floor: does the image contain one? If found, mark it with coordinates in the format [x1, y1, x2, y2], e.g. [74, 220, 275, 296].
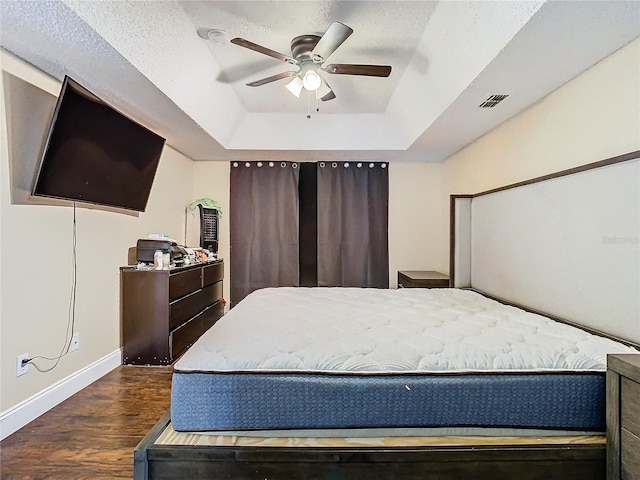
[0, 366, 172, 479]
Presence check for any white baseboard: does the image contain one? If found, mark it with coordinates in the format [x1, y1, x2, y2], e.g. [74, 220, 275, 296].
[0, 349, 122, 440]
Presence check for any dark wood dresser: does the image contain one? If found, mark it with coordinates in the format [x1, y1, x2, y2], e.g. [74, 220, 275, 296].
[121, 259, 224, 365]
[607, 354, 640, 480]
[397, 270, 450, 288]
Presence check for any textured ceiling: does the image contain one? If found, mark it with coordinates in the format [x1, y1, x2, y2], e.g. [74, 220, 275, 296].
[1, 0, 639, 162]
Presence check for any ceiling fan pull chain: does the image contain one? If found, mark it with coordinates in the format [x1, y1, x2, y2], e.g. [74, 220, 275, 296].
[307, 91, 311, 119]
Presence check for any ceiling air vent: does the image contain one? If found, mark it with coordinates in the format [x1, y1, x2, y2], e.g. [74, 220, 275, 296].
[479, 94, 509, 108]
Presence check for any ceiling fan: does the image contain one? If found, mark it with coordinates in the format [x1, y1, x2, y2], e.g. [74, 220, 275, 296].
[230, 22, 392, 102]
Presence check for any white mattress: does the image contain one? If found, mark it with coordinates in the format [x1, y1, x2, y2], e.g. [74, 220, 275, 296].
[174, 287, 637, 374]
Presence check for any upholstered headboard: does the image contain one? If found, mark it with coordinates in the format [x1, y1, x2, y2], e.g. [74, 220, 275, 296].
[451, 151, 640, 344]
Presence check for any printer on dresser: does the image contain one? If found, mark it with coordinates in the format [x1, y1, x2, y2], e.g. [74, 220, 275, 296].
[120, 259, 224, 365]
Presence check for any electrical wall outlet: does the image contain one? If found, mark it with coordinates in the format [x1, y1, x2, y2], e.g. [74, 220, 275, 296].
[16, 353, 29, 377]
[70, 333, 80, 352]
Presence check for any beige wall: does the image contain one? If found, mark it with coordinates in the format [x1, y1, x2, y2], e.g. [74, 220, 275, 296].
[192, 161, 231, 302]
[0, 55, 195, 411]
[389, 162, 448, 286]
[428, 37, 640, 276]
[444, 37, 640, 195]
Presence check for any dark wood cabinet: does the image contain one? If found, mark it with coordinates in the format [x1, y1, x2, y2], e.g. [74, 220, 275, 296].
[121, 259, 224, 365]
[607, 354, 640, 480]
[397, 270, 450, 288]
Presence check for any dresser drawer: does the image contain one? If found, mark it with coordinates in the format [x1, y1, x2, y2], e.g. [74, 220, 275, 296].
[169, 289, 205, 330]
[201, 280, 223, 308]
[621, 377, 640, 437]
[621, 428, 640, 480]
[171, 302, 224, 359]
[169, 268, 201, 301]
[203, 262, 224, 287]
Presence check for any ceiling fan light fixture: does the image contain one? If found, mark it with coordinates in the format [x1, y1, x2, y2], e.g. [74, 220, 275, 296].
[315, 79, 331, 99]
[302, 70, 321, 91]
[285, 77, 304, 97]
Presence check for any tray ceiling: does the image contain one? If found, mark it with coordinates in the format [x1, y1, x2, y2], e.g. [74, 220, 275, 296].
[1, 0, 638, 162]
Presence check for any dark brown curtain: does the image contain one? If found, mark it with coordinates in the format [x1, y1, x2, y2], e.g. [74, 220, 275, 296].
[317, 162, 389, 287]
[230, 161, 300, 305]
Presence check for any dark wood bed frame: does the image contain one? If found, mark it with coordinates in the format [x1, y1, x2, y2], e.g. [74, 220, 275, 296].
[134, 151, 639, 480]
[135, 412, 605, 480]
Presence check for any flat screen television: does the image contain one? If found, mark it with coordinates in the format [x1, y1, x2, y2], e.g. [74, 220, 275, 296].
[32, 76, 165, 212]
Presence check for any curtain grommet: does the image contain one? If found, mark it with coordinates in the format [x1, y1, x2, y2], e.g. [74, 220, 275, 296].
[331, 162, 338, 168]
[269, 162, 274, 167]
[257, 162, 263, 167]
[319, 162, 325, 168]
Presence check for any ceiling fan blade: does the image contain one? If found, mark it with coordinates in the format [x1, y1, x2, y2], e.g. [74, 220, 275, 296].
[231, 37, 298, 65]
[285, 76, 304, 97]
[246, 70, 299, 87]
[320, 90, 336, 102]
[323, 64, 392, 77]
[316, 78, 331, 99]
[310, 22, 353, 63]
[316, 78, 335, 101]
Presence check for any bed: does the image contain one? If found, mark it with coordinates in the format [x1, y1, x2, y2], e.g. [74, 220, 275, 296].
[171, 287, 636, 433]
[134, 150, 639, 480]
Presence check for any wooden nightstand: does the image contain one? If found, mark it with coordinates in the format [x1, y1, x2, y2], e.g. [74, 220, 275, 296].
[397, 271, 450, 289]
[607, 354, 640, 480]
